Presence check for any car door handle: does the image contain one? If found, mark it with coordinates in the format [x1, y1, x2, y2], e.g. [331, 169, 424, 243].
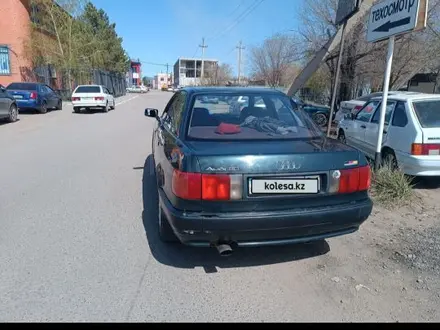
[360, 125, 366, 129]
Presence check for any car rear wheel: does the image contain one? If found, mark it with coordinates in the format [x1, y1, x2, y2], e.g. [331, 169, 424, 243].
[338, 130, 346, 144]
[110, 100, 115, 110]
[56, 100, 63, 110]
[103, 102, 109, 113]
[158, 205, 178, 243]
[73, 106, 81, 113]
[7, 104, 18, 123]
[39, 102, 47, 114]
[382, 149, 398, 170]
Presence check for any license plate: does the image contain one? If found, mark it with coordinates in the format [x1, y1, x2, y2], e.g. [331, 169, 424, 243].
[250, 178, 319, 194]
[13, 95, 23, 99]
[83, 97, 92, 100]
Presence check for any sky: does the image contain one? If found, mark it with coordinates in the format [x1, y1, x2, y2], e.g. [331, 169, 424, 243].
[90, 0, 303, 77]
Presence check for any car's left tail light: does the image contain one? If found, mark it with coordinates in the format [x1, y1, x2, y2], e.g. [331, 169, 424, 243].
[172, 169, 242, 201]
[71, 97, 80, 101]
[329, 165, 371, 194]
[30, 92, 37, 99]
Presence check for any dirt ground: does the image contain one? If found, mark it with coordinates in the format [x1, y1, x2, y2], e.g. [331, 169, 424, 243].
[314, 178, 440, 322]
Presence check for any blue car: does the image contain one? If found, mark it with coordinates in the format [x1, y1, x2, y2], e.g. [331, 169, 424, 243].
[6, 82, 63, 114]
[144, 87, 373, 256]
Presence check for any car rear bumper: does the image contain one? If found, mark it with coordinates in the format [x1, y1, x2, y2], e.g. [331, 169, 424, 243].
[72, 102, 106, 108]
[159, 191, 373, 247]
[16, 100, 39, 109]
[397, 152, 440, 176]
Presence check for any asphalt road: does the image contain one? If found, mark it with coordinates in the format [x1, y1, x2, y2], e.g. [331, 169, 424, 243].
[0, 91, 435, 322]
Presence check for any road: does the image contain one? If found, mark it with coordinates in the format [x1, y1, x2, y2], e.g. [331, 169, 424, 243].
[1, 91, 438, 322]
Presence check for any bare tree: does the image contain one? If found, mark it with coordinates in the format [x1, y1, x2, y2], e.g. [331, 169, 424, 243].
[250, 34, 301, 87]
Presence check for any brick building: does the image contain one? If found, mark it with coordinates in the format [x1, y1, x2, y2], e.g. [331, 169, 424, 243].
[0, 0, 61, 88]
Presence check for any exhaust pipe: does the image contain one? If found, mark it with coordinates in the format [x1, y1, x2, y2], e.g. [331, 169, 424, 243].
[215, 243, 233, 257]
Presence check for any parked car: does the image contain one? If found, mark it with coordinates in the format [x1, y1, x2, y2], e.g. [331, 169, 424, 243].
[336, 91, 421, 123]
[292, 97, 334, 127]
[6, 82, 62, 114]
[337, 93, 440, 176]
[144, 87, 373, 255]
[0, 84, 18, 122]
[71, 85, 115, 113]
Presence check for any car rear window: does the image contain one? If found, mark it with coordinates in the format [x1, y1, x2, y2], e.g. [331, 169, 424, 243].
[187, 93, 323, 141]
[7, 83, 37, 90]
[74, 86, 101, 93]
[412, 100, 440, 128]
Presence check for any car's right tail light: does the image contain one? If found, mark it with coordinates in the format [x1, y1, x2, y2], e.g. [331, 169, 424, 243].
[353, 105, 363, 113]
[329, 165, 371, 194]
[411, 143, 440, 156]
[95, 96, 105, 101]
[30, 92, 37, 99]
[172, 169, 242, 201]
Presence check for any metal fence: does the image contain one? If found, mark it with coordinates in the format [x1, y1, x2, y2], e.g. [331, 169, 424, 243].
[31, 65, 127, 100]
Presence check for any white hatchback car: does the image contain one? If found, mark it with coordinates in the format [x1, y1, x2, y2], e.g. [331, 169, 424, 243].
[71, 85, 115, 113]
[337, 93, 440, 176]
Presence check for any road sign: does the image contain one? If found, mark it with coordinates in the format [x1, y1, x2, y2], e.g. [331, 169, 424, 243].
[335, 0, 361, 25]
[367, 0, 424, 43]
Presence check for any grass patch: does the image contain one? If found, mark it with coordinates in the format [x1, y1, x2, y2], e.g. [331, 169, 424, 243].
[370, 162, 415, 209]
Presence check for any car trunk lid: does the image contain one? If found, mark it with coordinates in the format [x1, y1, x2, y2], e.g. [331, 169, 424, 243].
[8, 89, 36, 100]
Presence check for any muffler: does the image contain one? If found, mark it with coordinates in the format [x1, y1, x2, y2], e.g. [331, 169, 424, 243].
[215, 243, 233, 257]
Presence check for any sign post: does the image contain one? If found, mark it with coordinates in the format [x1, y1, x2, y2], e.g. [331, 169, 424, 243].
[366, 0, 427, 169]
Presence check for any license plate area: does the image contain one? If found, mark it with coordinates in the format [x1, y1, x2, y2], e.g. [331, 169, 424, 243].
[13, 95, 23, 99]
[248, 175, 320, 196]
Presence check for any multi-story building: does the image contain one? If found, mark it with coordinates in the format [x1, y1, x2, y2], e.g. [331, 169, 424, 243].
[126, 59, 142, 87]
[152, 73, 172, 90]
[173, 57, 218, 87]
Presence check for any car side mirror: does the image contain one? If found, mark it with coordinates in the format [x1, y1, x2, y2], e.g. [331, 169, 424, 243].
[145, 108, 159, 118]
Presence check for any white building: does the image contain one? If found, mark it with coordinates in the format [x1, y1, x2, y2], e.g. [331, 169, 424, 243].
[152, 73, 172, 90]
[173, 57, 218, 87]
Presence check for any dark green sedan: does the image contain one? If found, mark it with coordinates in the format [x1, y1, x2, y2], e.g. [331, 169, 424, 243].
[144, 87, 373, 256]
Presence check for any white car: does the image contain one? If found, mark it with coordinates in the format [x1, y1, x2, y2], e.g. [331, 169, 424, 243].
[337, 93, 440, 176]
[336, 91, 421, 123]
[72, 85, 115, 113]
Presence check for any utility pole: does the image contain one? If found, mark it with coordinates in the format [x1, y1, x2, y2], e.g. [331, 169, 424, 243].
[199, 38, 208, 84]
[236, 40, 245, 85]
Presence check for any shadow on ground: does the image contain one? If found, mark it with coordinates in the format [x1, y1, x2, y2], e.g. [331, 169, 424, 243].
[72, 109, 109, 115]
[141, 154, 330, 272]
[411, 176, 440, 190]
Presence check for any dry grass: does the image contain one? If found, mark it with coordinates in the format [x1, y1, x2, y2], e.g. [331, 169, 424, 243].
[370, 162, 416, 209]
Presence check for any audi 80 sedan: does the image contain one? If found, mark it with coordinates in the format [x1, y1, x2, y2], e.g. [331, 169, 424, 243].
[145, 87, 373, 256]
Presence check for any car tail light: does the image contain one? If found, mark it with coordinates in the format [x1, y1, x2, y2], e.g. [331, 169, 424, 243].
[329, 165, 371, 194]
[71, 97, 80, 101]
[172, 169, 242, 201]
[30, 92, 37, 99]
[411, 143, 440, 156]
[95, 96, 104, 101]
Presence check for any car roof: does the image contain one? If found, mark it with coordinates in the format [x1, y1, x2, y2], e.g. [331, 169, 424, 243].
[180, 86, 286, 95]
[370, 92, 440, 102]
[75, 85, 101, 88]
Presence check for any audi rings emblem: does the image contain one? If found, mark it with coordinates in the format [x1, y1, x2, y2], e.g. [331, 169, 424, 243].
[276, 160, 301, 171]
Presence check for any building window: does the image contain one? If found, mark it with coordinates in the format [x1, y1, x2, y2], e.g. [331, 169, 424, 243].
[160, 77, 164, 81]
[0, 46, 11, 75]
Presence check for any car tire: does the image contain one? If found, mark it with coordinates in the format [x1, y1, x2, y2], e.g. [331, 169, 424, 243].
[313, 112, 328, 127]
[39, 102, 47, 114]
[73, 106, 81, 113]
[56, 100, 63, 110]
[7, 104, 18, 123]
[382, 149, 398, 170]
[110, 100, 115, 110]
[103, 102, 109, 113]
[337, 129, 346, 144]
[158, 205, 178, 243]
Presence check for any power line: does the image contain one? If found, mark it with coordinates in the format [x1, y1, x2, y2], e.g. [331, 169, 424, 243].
[206, 0, 245, 41]
[210, 0, 265, 41]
